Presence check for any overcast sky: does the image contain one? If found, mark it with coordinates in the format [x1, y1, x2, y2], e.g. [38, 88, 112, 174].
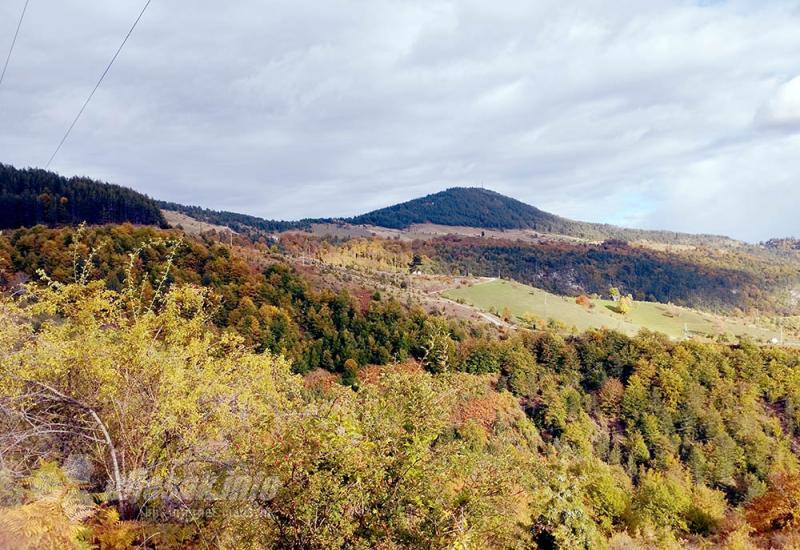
[1, 0, 799, 241]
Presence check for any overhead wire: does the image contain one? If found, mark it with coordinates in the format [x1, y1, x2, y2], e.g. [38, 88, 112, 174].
[45, 0, 153, 168]
[0, 0, 31, 88]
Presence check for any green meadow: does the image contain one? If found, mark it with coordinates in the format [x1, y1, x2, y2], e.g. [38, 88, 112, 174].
[444, 279, 787, 342]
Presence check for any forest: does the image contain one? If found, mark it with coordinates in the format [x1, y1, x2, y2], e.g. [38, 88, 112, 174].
[0, 224, 434, 374]
[2, 224, 800, 547]
[415, 236, 800, 314]
[0, 164, 165, 229]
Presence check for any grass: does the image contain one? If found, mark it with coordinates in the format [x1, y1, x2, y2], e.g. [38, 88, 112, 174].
[443, 279, 789, 343]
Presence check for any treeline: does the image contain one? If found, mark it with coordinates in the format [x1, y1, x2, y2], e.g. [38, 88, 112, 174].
[157, 200, 313, 235]
[416, 236, 798, 313]
[764, 237, 800, 251]
[0, 163, 165, 229]
[3, 237, 800, 545]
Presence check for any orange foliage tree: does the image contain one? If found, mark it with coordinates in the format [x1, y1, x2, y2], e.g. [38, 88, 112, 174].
[746, 473, 800, 534]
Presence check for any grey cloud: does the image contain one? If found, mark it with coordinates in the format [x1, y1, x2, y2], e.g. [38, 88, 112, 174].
[1, 0, 799, 241]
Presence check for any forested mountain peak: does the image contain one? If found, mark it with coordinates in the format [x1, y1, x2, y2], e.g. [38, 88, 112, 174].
[349, 187, 563, 231]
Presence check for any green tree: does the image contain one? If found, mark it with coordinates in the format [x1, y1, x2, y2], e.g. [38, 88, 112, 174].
[420, 318, 454, 373]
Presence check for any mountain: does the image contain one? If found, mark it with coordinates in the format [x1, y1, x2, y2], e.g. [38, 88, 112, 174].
[0, 163, 738, 247]
[350, 187, 564, 231]
[0, 163, 165, 229]
[349, 187, 733, 244]
[163, 186, 734, 245]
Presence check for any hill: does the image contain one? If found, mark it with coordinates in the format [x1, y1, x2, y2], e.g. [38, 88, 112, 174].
[350, 187, 734, 244]
[350, 187, 564, 231]
[0, 164, 165, 229]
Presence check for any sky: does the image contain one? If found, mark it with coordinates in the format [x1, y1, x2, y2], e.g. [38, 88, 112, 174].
[1, 0, 799, 242]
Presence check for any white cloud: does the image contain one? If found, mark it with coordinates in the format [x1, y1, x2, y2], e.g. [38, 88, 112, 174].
[0, 0, 799, 241]
[758, 76, 800, 129]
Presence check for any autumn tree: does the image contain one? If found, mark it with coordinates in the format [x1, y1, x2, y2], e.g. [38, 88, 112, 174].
[420, 318, 454, 373]
[617, 295, 633, 316]
[746, 473, 800, 535]
[0, 280, 291, 521]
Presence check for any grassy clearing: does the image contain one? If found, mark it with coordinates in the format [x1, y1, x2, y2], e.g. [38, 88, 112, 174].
[443, 279, 789, 342]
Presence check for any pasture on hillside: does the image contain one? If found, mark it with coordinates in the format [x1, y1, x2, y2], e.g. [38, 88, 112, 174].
[443, 279, 788, 343]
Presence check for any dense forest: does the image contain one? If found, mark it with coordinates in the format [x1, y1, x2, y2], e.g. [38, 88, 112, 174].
[416, 236, 800, 314]
[0, 164, 165, 229]
[350, 187, 566, 231]
[0, 224, 436, 374]
[3, 225, 800, 547]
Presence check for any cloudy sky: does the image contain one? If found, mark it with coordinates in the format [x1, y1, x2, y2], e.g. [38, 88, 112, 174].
[1, 0, 799, 241]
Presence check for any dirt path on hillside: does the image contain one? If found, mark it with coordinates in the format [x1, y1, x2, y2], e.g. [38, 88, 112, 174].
[438, 295, 512, 328]
[286, 256, 515, 329]
[423, 277, 514, 329]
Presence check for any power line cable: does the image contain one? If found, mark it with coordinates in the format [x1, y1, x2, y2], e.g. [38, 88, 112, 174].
[0, 0, 31, 88]
[45, 0, 153, 169]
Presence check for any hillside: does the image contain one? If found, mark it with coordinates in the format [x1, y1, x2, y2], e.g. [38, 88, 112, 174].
[4, 223, 800, 547]
[443, 278, 788, 342]
[156, 200, 308, 234]
[350, 187, 735, 244]
[285, 234, 800, 314]
[0, 164, 165, 228]
[417, 236, 799, 312]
